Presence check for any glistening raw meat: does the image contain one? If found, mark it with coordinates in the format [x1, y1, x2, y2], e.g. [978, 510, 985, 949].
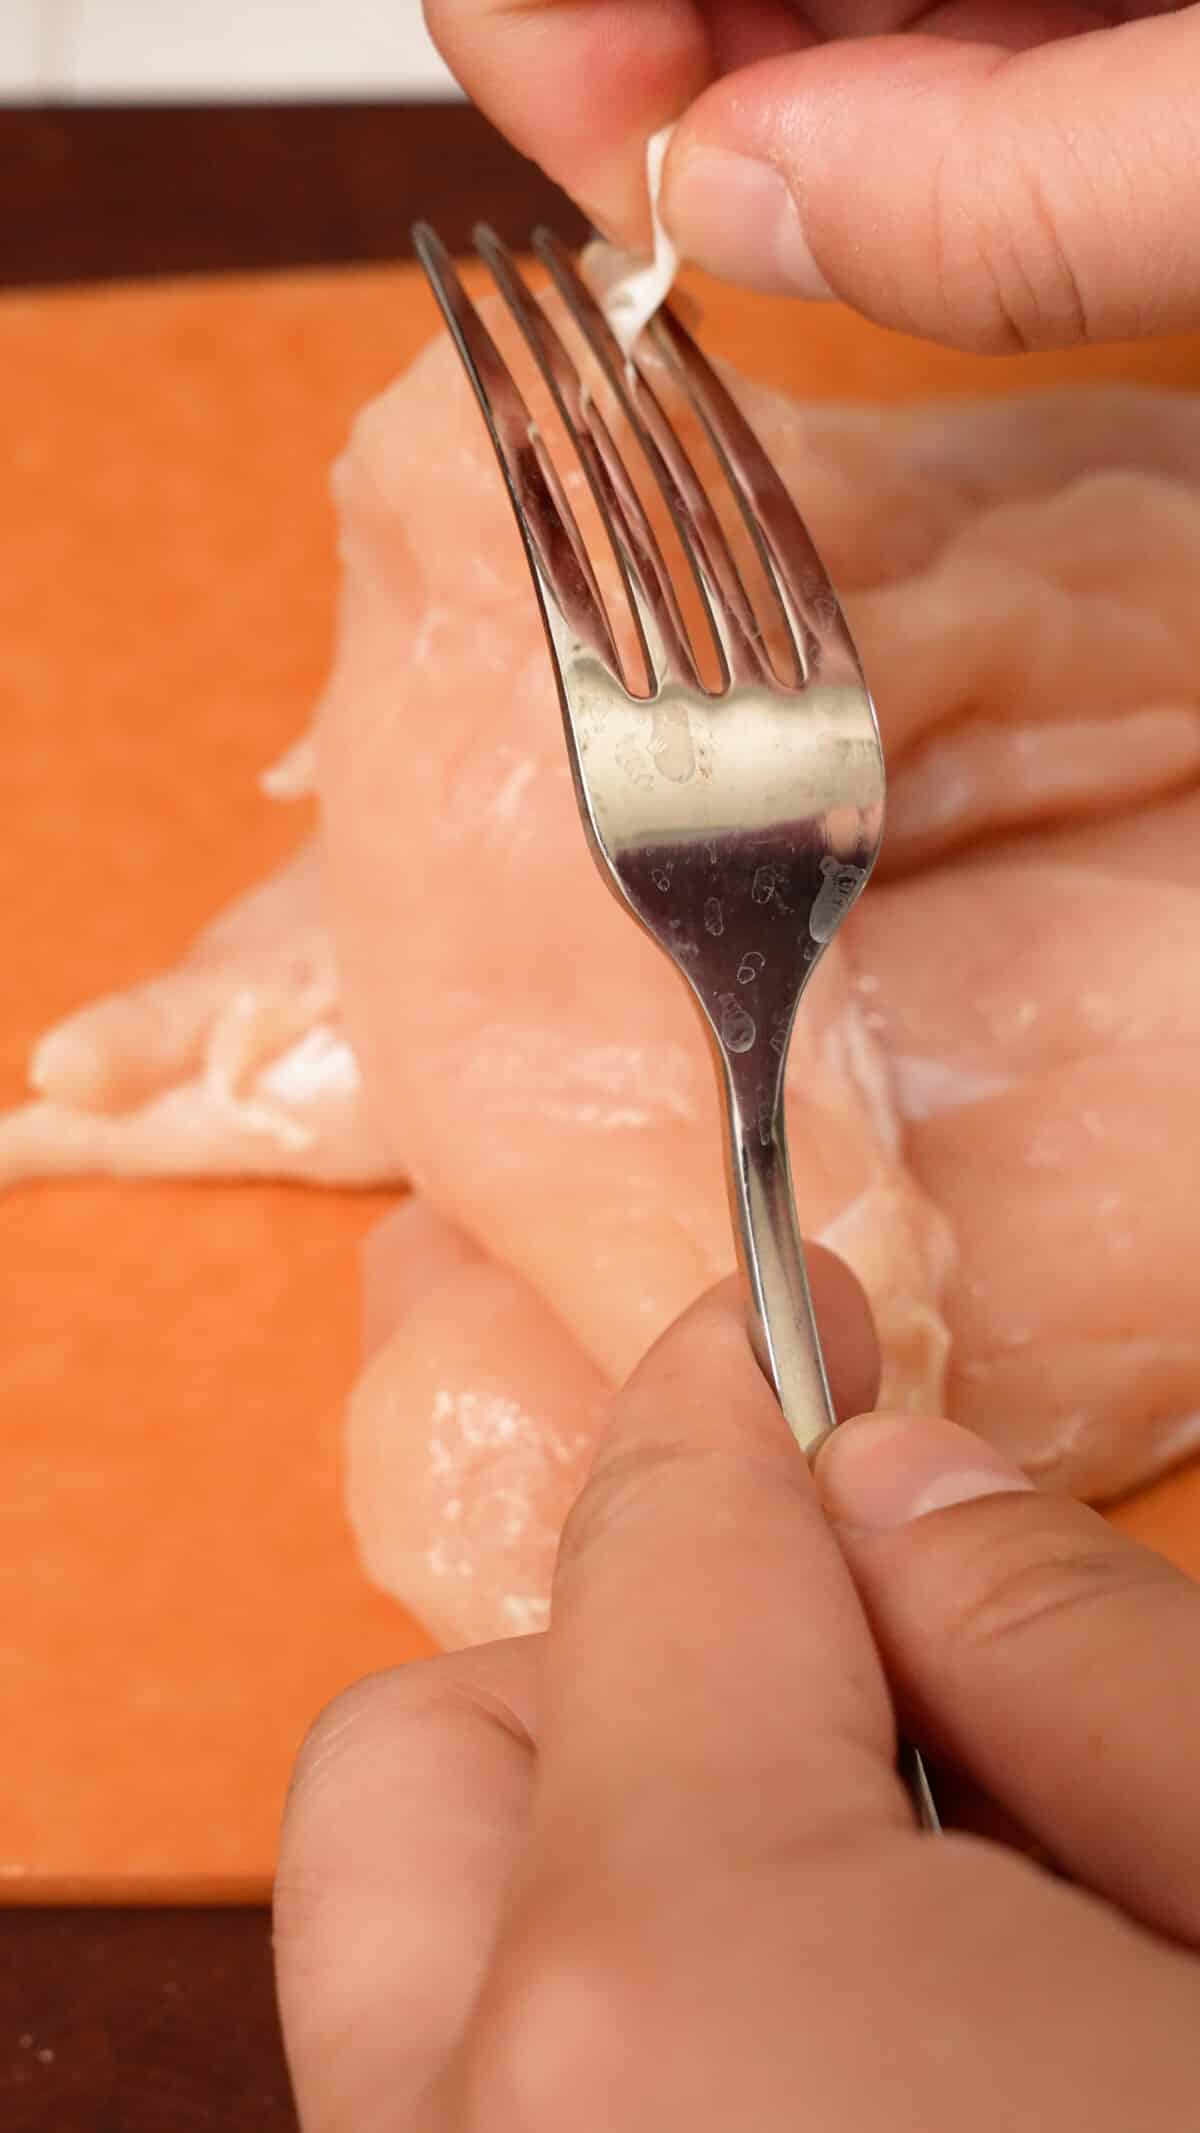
[0, 847, 382, 1188]
[6, 313, 1200, 1646]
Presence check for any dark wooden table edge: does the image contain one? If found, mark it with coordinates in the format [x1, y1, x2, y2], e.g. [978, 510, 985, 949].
[1, 100, 587, 289]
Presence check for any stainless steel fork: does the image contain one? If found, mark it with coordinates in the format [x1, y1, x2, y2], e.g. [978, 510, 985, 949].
[415, 222, 940, 1833]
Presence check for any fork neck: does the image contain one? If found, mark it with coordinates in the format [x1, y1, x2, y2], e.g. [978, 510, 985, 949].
[718, 1056, 837, 1459]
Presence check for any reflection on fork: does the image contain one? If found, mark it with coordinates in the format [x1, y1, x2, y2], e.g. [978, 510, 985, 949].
[415, 221, 940, 1834]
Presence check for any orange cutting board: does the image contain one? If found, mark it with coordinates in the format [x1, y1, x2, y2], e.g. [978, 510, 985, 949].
[3, 263, 1199, 1903]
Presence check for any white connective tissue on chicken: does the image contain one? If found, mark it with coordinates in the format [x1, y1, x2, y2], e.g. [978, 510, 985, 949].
[589, 125, 679, 353]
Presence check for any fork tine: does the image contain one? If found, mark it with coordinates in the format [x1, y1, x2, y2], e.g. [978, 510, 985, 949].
[534, 229, 774, 690]
[475, 225, 700, 695]
[651, 305, 860, 686]
[414, 224, 622, 683]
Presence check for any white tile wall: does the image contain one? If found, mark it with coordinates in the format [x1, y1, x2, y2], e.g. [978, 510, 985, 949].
[0, 4, 36, 95]
[0, 0, 462, 101]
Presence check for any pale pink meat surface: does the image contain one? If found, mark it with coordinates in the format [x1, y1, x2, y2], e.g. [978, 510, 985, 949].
[319, 340, 1200, 1639]
[7, 319, 1200, 1647]
[350, 1198, 610, 1645]
[0, 846, 385, 1188]
[318, 326, 955, 1390]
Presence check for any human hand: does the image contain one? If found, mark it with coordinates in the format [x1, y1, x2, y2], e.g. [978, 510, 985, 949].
[424, 0, 1200, 351]
[276, 1271, 1200, 2130]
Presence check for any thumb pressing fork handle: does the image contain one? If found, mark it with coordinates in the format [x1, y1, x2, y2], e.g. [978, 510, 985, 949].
[720, 1069, 943, 1835]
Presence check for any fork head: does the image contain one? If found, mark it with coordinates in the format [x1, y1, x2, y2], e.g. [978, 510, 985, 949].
[414, 223, 884, 1093]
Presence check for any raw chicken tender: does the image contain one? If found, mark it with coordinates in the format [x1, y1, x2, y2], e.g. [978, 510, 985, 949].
[0, 848, 383, 1188]
[7, 302, 1200, 1649]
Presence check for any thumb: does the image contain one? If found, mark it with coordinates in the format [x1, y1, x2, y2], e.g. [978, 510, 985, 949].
[814, 1412, 1200, 1944]
[664, 18, 1200, 351]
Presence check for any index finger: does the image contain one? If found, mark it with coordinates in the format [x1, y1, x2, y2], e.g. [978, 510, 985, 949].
[532, 1268, 909, 1881]
[425, 0, 710, 241]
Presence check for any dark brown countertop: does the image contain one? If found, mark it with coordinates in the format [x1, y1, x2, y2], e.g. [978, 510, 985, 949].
[0, 1910, 293, 2131]
[1, 100, 585, 287]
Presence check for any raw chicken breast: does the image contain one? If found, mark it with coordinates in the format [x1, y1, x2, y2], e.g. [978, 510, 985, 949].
[349, 1197, 611, 1645]
[318, 325, 1200, 1628]
[317, 313, 954, 1419]
[7, 297, 1200, 1646]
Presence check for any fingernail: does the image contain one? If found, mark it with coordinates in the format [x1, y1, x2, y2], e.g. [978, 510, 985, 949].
[816, 1413, 1036, 1530]
[666, 149, 833, 299]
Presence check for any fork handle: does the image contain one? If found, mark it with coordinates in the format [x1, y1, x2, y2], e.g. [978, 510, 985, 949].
[719, 1066, 942, 1835]
[723, 1083, 838, 1459]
